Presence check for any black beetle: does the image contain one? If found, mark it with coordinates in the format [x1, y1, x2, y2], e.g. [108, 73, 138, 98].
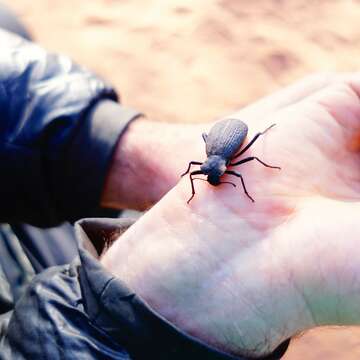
[181, 118, 280, 203]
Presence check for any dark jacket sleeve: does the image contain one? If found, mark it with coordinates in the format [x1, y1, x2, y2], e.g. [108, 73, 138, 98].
[0, 29, 142, 226]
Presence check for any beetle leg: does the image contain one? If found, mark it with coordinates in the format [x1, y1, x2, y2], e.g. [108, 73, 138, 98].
[187, 170, 204, 203]
[225, 170, 254, 202]
[230, 156, 280, 169]
[181, 161, 203, 177]
[232, 124, 276, 159]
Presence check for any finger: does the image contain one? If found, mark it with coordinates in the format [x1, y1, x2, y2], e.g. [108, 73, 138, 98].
[232, 72, 356, 123]
[218, 73, 343, 143]
[298, 73, 360, 133]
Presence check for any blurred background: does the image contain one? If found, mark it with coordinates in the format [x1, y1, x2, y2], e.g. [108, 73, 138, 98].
[6, 0, 360, 358]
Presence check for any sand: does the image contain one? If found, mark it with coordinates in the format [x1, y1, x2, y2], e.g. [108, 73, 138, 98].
[6, 0, 360, 358]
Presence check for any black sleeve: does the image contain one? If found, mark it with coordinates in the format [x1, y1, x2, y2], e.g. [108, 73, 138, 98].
[0, 29, 142, 226]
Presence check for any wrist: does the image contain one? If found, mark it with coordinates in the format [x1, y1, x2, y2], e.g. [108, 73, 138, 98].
[101, 184, 315, 357]
[101, 117, 172, 210]
[101, 118, 205, 210]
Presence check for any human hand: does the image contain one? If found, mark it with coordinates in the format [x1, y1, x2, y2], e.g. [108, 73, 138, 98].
[101, 73, 360, 358]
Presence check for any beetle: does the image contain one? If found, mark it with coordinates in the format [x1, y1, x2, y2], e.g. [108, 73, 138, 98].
[181, 118, 280, 203]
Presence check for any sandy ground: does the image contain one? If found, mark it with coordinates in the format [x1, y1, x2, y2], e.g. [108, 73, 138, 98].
[5, 0, 360, 358]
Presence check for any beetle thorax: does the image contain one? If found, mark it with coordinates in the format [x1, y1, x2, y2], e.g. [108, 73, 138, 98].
[200, 155, 227, 185]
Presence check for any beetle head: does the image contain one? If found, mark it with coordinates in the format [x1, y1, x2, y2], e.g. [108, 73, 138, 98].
[200, 156, 226, 186]
[207, 173, 221, 185]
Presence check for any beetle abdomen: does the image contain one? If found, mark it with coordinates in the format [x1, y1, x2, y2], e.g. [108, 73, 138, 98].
[205, 118, 248, 160]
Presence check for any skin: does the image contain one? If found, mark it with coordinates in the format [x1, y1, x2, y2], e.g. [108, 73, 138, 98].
[101, 117, 205, 210]
[101, 73, 360, 357]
